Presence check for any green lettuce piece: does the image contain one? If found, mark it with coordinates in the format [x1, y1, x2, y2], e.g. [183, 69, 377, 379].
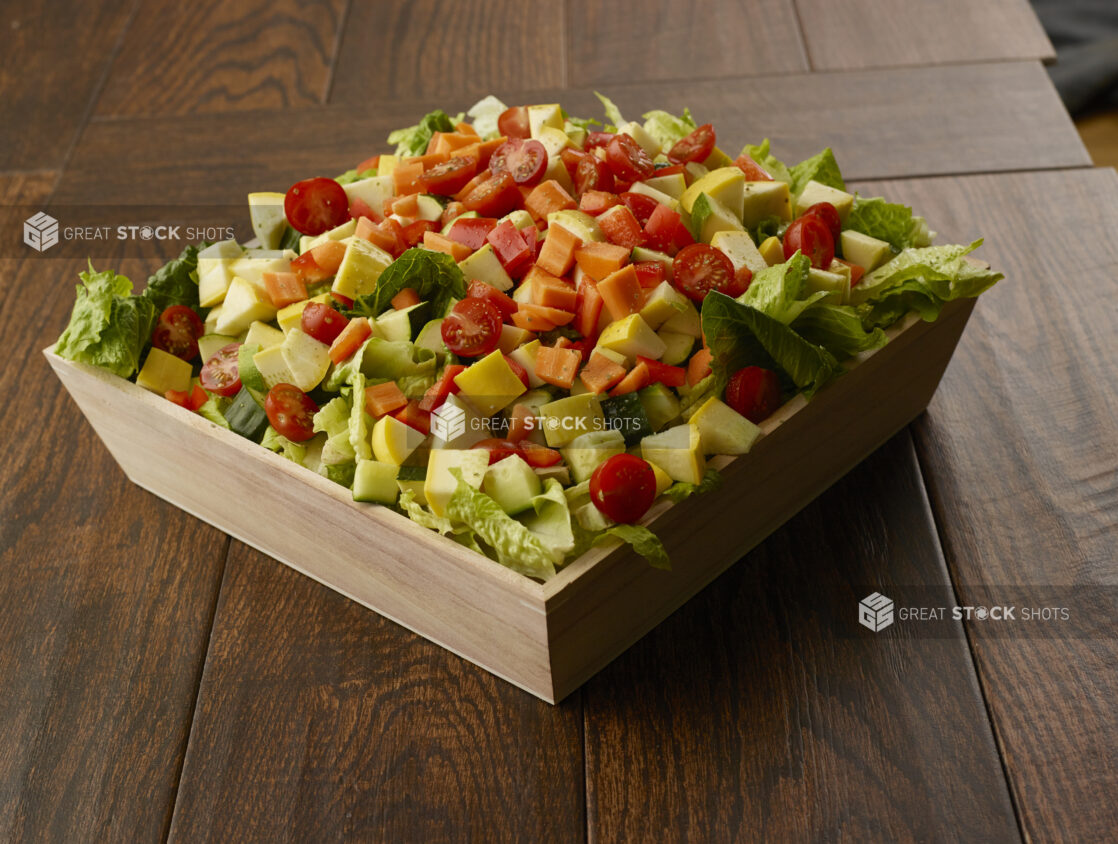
[347, 372, 372, 461]
[702, 291, 839, 398]
[323, 462, 355, 488]
[196, 393, 231, 429]
[55, 264, 157, 379]
[604, 525, 669, 570]
[641, 107, 696, 149]
[446, 470, 558, 580]
[594, 92, 626, 131]
[322, 336, 435, 392]
[846, 196, 934, 252]
[662, 468, 723, 502]
[335, 167, 377, 185]
[679, 372, 721, 421]
[348, 247, 467, 319]
[564, 112, 601, 132]
[750, 215, 784, 244]
[741, 139, 793, 185]
[687, 193, 716, 240]
[313, 396, 351, 438]
[517, 479, 576, 559]
[792, 303, 888, 358]
[739, 252, 818, 323]
[789, 147, 845, 196]
[398, 488, 456, 534]
[387, 109, 457, 157]
[467, 95, 507, 141]
[261, 425, 308, 465]
[143, 244, 202, 313]
[397, 372, 435, 400]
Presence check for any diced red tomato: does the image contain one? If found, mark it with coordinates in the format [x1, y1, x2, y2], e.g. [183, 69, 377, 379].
[349, 196, 380, 222]
[446, 216, 498, 250]
[419, 364, 466, 412]
[393, 400, 431, 435]
[733, 265, 754, 294]
[401, 219, 437, 248]
[265, 383, 319, 442]
[467, 279, 518, 320]
[725, 366, 782, 423]
[597, 203, 645, 249]
[633, 260, 665, 288]
[486, 220, 533, 276]
[620, 191, 660, 227]
[643, 202, 687, 254]
[518, 440, 563, 468]
[357, 154, 380, 174]
[165, 384, 208, 411]
[462, 171, 520, 217]
[834, 257, 866, 286]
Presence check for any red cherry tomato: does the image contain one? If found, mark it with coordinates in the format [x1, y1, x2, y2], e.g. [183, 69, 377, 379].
[264, 383, 319, 442]
[467, 279, 518, 320]
[421, 155, 478, 196]
[284, 177, 350, 236]
[671, 243, 737, 303]
[441, 297, 502, 357]
[199, 343, 242, 397]
[620, 191, 660, 227]
[783, 215, 835, 269]
[801, 202, 841, 242]
[725, 366, 782, 423]
[732, 265, 753, 296]
[503, 354, 530, 389]
[462, 171, 519, 217]
[497, 106, 530, 139]
[732, 154, 773, 181]
[471, 438, 522, 464]
[584, 131, 615, 152]
[489, 138, 548, 186]
[590, 454, 657, 524]
[574, 154, 615, 196]
[301, 302, 348, 345]
[606, 134, 655, 183]
[151, 305, 204, 361]
[668, 123, 716, 164]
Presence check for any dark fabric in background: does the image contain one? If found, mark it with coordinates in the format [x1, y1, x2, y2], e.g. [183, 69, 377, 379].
[1031, 0, 1118, 115]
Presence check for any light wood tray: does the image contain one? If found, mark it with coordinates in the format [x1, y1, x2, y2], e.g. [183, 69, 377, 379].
[45, 296, 975, 703]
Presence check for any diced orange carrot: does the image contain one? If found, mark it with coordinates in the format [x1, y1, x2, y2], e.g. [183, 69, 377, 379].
[387, 193, 419, 219]
[476, 137, 506, 167]
[610, 361, 650, 396]
[687, 348, 713, 387]
[575, 277, 603, 339]
[329, 317, 373, 365]
[262, 271, 307, 308]
[455, 121, 479, 136]
[511, 308, 556, 333]
[453, 168, 492, 202]
[580, 352, 628, 394]
[535, 222, 582, 277]
[524, 180, 576, 220]
[526, 266, 578, 311]
[356, 217, 398, 253]
[573, 241, 630, 281]
[393, 160, 425, 195]
[535, 344, 583, 390]
[597, 264, 644, 321]
[507, 404, 537, 442]
[406, 151, 450, 171]
[518, 302, 575, 326]
[391, 287, 421, 310]
[440, 200, 467, 228]
[422, 230, 472, 261]
[431, 132, 477, 156]
[365, 381, 409, 417]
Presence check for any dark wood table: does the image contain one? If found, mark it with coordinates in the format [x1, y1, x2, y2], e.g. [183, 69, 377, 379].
[3, 1, 1116, 841]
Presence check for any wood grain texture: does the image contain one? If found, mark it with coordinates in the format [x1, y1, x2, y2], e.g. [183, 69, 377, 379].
[58, 61, 1088, 209]
[94, 0, 345, 117]
[584, 432, 1020, 843]
[167, 542, 584, 844]
[565, 0, 807, 86]
[330, 0, 566, 105]
[0, 251, 229, 843]
[0, 171, 58, 296]
[795, 0, 1054, 69]
[0, 1, 136, 169]
[852, 168, 1118, 842]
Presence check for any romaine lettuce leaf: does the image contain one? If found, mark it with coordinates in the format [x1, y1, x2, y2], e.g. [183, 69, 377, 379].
[323, 462, 355, 488]
[313, 396, 351, 438]
[348, 247, 467, 319]
[55, 264, 157, 379]
[398, 488, 456, 534]
[467, 95, 507, 141]
[594, 92, 626, 131]
[335, 168, 377, 185]
[738, 252, 827, 324]
[604, 524, 670, 570]
[846, 196, 934, 252]
[387, 109, 457, 157]
[261, 425, 308, 465]
[642, 107, 696, 149]
[741, 139, 793, 185]
[347, 372, 372, 461]
[702, 291, 839, 398]
[196, 393, 231, 429]
[446, 470, 558, 580]
[662, 468, 723, 502]
[143, 244, 202, 313]
[791, 303, 888, 358]
[517, 479, 576, 559]
[789, 147, 844, 196]
[322, 336, 435, 392]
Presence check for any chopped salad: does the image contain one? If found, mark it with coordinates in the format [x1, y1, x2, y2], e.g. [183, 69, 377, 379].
[54, 94, 1002, 580]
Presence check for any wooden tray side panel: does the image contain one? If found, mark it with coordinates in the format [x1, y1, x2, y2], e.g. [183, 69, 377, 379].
[44, 353, 556, 701]
[544, 298, 976, 701]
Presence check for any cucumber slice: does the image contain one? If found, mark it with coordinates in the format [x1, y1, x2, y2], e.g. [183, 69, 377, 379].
[638, 383, 681, 432]
[353, 460, 400, 504]
[223, 388, 270, 441]
[600, 392, 654, 445]
[377, 301, 431, 342]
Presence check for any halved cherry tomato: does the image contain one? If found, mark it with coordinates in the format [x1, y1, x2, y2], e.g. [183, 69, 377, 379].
[284, 177, 350, 236]
[620, 192, 660, 227]
[606, 134, 655, 182]
[672, 243, 737, 302]
[199, 343, 242, 397]
[559, 147, 588, 179]
[301, 302, 348, 345]
[590, 453, 657, 524]
[725, 366, 782, 423]
[497, 106, 530, 139]
[489, 138, 548, 186]
[165, 384, 208, 411]
[783, 215, 835, 269]
[732, 154, 773, 181]
[653, 163, 686, 178]
[584, 131, 615, 152]
[151, 305, 204, 361]
[421, 155, 478, 196]
[467, 279, 518, 320]
[801, 202, 841, 242]
[330, 292, 354, 310]
[668, 123, 716, 164]
[446, 216, 498, 250]
[291, 239, 347, 284]
[441, 297, 502, 357]
[419, 364, 466, 412]
[462, 171, 520, 217]
[265, 383, 319, 442]
[574, 155, 615, 196]
[504, 354, 531, 389]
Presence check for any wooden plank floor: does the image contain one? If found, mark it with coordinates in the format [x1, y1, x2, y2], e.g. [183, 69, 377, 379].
[3, 0, 1115, 839]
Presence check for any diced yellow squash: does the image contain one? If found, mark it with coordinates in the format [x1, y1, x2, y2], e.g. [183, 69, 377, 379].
[681, 167, 745, 218]
[280, 327, 331, 391]
[689, 397, 762, 455]
[136, 348, 192, 395]
[371, 415, 426, 465]
[640, 424, 705, 485]
[332, 237, 393, 300]
[243, 320, 285, 350]
[453, 350, 527, 417]
[424, 449, 490, 517]
[539, 393, 606, 448]
[214, 277, 278, 336]
[457, 243, 513, 292]
[710, 229, 768, 276]
[758, 235, 785, 266]
[598, 314, 667, 362]
[252, 344, 297, 390]
[742, 181, 792, 227]
[795, 180, 854, 222]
